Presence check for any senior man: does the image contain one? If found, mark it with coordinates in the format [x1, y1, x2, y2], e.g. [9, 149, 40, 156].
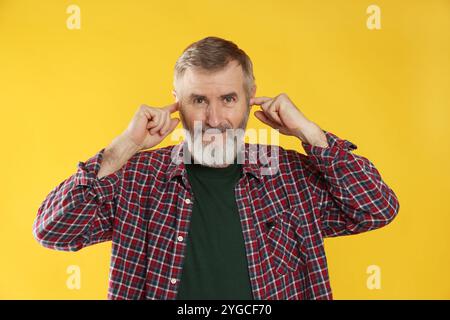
[33, 36, 399, 300]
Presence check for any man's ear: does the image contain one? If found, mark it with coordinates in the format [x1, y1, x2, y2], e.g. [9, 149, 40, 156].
[251, 84, 257, 99]
[248, 85, 257, 105]
[172, 89, 179, 102]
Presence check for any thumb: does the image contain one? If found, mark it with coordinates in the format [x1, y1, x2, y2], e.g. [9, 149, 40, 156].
[254, 110, 279, 129]
[163, 118, 180, 137]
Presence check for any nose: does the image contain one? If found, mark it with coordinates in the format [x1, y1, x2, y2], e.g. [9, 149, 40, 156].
[205, 102, 222, 128]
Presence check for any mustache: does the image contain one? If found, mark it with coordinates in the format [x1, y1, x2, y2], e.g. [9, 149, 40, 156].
[202, 127, 231, 134]
[196, 123, 233, 134]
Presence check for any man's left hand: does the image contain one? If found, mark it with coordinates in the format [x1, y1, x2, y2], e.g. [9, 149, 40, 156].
[250, 93, 329, 148]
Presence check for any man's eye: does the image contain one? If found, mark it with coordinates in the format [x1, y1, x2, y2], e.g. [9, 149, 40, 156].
[224, 96, 235, 103]
[194, 98, 206, 104]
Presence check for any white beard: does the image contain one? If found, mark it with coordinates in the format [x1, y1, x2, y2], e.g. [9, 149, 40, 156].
[185, 124, 239, 168]
[179, 106, 250, 168]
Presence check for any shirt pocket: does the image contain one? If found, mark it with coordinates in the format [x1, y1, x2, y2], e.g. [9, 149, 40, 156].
[264, 208, 308, 276]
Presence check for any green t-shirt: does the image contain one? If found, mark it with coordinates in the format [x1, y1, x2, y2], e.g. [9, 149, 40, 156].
[176, 162, 254, 300]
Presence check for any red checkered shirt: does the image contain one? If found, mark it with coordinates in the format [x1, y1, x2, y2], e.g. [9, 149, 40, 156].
[33, 130, 399, 299]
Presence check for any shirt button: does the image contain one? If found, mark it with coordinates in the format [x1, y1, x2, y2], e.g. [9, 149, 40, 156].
[177, 235, 184, 242]
[170, 278, 177, 284]
[265, 220, 276, 231]
[185, 198, 191, 204]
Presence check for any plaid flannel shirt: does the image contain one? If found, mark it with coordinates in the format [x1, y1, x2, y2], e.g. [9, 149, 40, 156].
[33, 130, 399, 299]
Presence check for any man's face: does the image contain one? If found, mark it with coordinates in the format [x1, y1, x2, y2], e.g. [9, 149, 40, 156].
[174, 60, 255, 167]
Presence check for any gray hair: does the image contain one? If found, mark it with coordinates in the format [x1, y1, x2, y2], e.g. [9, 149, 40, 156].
[174, 36, 255, 99]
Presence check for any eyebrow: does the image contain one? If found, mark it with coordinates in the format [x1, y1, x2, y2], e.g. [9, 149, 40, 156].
[189, 92, 238, 101]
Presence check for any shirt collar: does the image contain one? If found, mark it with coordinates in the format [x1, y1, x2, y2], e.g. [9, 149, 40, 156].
[166, 140, 264, 183]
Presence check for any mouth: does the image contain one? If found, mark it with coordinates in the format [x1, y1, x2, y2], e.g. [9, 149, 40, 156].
[201, 132, 225, 144]
[200, 127, 229, 140]
[202, 128, 225, 135]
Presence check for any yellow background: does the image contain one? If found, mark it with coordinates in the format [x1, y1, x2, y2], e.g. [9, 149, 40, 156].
[1, 0, 449, 299]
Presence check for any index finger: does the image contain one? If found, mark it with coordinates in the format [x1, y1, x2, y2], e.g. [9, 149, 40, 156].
[250, 96, 272, 107]
[164, 102, 179, 113]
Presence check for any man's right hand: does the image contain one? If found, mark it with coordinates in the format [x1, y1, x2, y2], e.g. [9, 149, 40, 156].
[124, 103, 180, 151]
[97, 103, 180, 178]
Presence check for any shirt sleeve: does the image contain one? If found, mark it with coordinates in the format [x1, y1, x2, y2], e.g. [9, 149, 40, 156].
[302, 130, 400, 238]
[32, 148, 124, 251]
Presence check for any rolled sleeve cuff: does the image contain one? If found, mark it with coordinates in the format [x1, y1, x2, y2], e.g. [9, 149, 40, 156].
[73, 148, 122, 203]
[301, 130, 358, 171]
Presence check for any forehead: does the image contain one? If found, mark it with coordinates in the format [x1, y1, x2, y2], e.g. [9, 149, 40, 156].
[179, 60, 246, 96]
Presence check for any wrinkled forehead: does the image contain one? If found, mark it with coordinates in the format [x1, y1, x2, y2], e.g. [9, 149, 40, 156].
[177, 61, 246, 98]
